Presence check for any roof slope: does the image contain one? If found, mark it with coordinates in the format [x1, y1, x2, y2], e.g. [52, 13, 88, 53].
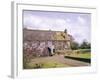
[23, 29, 71, 41]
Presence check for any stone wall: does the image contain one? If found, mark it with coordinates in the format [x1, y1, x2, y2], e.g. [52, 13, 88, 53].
[23, 40, 70, 57]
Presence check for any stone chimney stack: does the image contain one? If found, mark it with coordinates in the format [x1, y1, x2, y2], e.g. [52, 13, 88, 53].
[64, 29, 68, 39]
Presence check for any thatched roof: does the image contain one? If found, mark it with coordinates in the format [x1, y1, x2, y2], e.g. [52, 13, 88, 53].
[23, 29, 71, 42]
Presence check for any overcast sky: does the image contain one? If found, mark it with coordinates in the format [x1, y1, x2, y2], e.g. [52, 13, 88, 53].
[23, 10, 91, 44]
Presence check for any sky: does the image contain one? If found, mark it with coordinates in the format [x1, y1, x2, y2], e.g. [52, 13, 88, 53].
[23, 10, 91, 44]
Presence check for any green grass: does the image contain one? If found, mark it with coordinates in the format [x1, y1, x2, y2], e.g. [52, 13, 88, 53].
[24, 61, 68, 69]
[63, 49, 91, 59]
[42, 61, 67, 68]
[76, 52, 91, 59]
[56, 49, 91, 59]
[65, 52, 91, 59]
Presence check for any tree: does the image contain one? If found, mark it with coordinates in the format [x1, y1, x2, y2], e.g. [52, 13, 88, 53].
[80, 41, 91, 49]
[71, 41, 79, 50]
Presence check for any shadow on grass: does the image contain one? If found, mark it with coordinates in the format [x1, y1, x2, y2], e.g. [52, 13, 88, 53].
[64, 56, 91, 63]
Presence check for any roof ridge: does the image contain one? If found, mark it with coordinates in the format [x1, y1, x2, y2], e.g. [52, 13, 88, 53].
[24, 28, 64, 32]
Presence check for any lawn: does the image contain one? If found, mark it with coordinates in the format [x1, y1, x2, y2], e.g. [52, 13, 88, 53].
[24, 61, 68, 69]
[56, 49, 91, 59]
[64, 49, 91, 63]
[65, 52, 91, 59]
[23, 56, 70, 69]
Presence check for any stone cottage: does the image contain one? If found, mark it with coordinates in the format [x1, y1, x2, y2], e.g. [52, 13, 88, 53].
[23, 28, 73, 57]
